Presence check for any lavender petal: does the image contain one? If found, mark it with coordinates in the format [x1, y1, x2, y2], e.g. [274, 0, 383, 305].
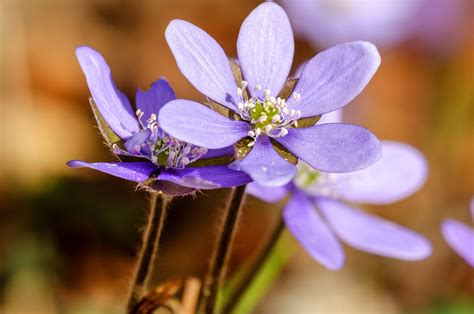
[75, 46, 139, 139]
[246, 182, 290, 203]
[136, 78, 176, 125]
[336, 141, 428, 205]
[276, 123, 381, 173]
[237, 2, 294, 97]
[441, 219, 474, 267]
[158, 99, 250, 149]
[317, 197, 432, 260]
[165, 20, 239, 110]
[230, 136, 297, 187]
[284, 191, 345, 270]
[158, 165, 252, 189]
[67, 160, 158, 182]
[286, 41, 380, 118]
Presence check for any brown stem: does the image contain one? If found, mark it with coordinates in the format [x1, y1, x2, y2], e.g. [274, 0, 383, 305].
[221, 214, 285, 313]
[198, 185, 247, 314]
[126, 192, 169, 313]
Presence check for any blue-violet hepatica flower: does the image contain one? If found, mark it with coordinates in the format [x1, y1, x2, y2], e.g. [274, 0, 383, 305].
[441, 197, 474, 267]
[67, 46, 251, 195]
[248, 112, 431, 270]
[159, 2, 382, 187]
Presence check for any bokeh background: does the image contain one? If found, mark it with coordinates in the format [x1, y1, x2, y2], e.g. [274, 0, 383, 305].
[0, 0, 473, 313]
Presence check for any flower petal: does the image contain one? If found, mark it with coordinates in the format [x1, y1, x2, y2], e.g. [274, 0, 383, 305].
[165, 20, 239, 110]
[286, 41, 380, 118]
[158, 165, 252, 190]
[246, 182, 290, 203]
[441, 219, 474, 267]
[237, 2, 294, 97]
[336, 141, 428, 205]
[230, 136, 297, 187]
[124, 129, 151, 154]
[75, 46, 139, 139]
[67, 160, 157, 182]
[202, 146, 235, 159]
[317, 109, 343, 124]
[136, 78, 176, 125]
[284, 191, 345, 270]
[158, 100, 249, 149]
[318, 198, 432, 260]
[276, 123, 381, 173]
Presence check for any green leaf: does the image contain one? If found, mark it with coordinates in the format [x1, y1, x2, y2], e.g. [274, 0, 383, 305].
[187, 154, 235, 167]
[234, 137, 254, 160]
[270, 139, 298, 165]
[204, 98, 241, 121]
[278, 78, 298, 101]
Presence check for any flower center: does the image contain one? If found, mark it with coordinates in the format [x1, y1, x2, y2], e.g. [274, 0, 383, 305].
[294, 162, 341, 198]
[236, 81, 301, 147]
[114, 110, 208, 168]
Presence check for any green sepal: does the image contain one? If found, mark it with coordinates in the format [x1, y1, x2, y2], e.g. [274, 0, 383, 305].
[234, 137, 254, 161]
[187, 154, 235, 167]
[277, 78, 321, 128]
[278, 78, 298, 100]
[229, 58, 249, 101]
[295, 115, 321, 128]
[204, 98, 241, 121]
[270, 139, 298, 165]
[89, 97, 122, 146]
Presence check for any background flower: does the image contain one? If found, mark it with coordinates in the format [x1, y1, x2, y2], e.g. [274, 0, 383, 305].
[280, 0, 470, 54]
[248, 137, 431, 270]
[441, 198, 474, 267]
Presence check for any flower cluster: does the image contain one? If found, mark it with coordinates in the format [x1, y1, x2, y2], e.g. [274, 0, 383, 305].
[68, 2, 442, 271]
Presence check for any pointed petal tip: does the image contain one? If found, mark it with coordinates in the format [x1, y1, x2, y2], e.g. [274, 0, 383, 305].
[67, 160, 86, 168]
[319, 198, 432, 262]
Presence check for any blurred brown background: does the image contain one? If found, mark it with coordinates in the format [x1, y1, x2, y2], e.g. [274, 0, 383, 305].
[0, 0, 473, 313]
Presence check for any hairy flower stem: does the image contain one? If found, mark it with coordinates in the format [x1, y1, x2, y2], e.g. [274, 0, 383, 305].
[126, 192, 170, 313]
[199, 185, 247, 314]
[222, 214, 285, 313]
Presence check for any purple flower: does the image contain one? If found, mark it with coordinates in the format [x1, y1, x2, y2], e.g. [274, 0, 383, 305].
[158, 2, 381, 187]
[441, 198, 474, 267]
[281, 0, 421, 49]
[281, 0, 469, 53]
[248, 118, 431, 270]
[68, 46, 251, 195]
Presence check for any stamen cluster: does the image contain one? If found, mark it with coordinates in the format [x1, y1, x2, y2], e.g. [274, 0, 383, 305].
[294, 163, 342, 199]
[114, 109, 208, 168]
[236, 81, 302, 146]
